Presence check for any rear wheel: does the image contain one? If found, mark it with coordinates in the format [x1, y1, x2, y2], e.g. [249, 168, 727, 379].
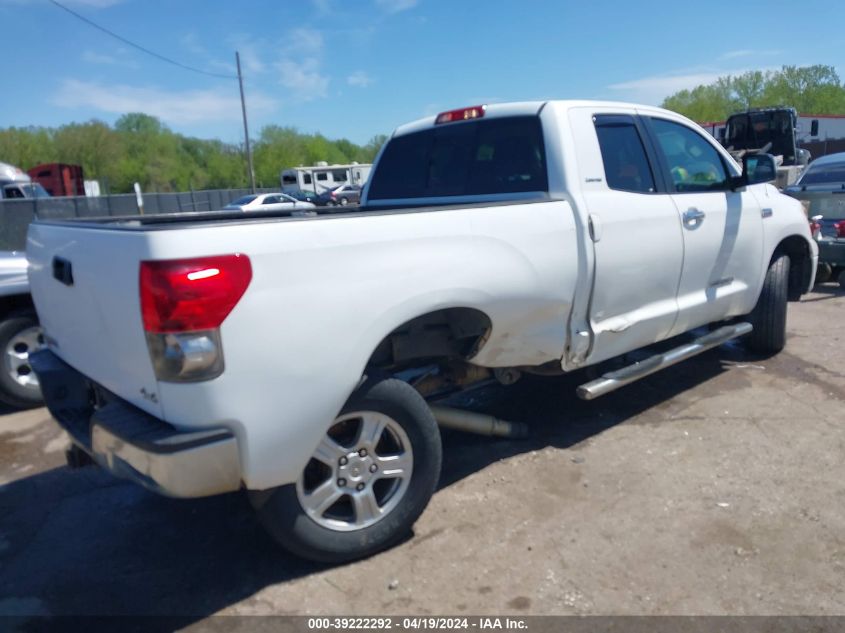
[838, 270, 845, 290]
[746, 254, 790, 355]
[340, 197, 349, 206]
[250, 378, 442, 563]
[0, 312, 45, 409]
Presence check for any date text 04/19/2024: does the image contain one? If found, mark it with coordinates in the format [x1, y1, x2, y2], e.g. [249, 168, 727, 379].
[306, 617, 528, 630]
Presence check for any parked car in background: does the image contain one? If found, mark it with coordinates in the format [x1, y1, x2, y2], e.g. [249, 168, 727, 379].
[285, 189, 319, 204]
[223, 193, 315, 212]
[316, 183, 362, 206]
[785, 152, 845, 286]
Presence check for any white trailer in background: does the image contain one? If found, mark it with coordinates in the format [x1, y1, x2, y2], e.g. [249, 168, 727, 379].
[280, 162, 372, 194]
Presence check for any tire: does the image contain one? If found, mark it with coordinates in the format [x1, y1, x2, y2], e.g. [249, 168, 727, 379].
[250, 378, 442, 563]
[815, 263, 832, 285]
[0, 312, 45, 409]
[339, 197, 349, 206]
[838, 270, 845, 290]
[746, 254, 790, 355]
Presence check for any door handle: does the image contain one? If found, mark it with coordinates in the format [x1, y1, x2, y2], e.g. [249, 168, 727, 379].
[683, 208, 705, 228]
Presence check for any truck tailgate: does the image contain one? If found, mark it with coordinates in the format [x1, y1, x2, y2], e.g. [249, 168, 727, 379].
[27, 222, 162, 417]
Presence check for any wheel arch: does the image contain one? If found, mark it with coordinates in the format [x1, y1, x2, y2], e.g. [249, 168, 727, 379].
[771, 234, 814, 301]
[0, 293, 36, 320]
[365, 306, 493, 371]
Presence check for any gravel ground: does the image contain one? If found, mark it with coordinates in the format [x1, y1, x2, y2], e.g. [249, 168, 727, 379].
[1, 286, 844, 621]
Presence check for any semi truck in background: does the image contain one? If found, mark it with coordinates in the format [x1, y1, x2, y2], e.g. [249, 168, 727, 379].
[699, 108, 845, 189]
[719, 108, 810, 188]
[0, 162, 50, 200]
[27, 163, 85, 197]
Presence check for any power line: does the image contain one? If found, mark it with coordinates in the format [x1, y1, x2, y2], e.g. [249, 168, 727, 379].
[47, 0, 238, 80]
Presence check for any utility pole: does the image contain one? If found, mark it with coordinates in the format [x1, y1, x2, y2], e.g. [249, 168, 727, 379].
[236, 51, 256, 193]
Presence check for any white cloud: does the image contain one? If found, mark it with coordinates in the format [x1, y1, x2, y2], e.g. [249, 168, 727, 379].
[276, 58, 329, 100]
[53, 79, 276, 125]
[64, 0, 124, 5]
[81, 49, 138, 68]
[347, 70, 373, 88]
[2, 0, 125, 5]
[237, 45, 265, 74]
[181, 32, 207, 57]
[285, 28, 324, 56]
[720, 49, 780, 60]
[310, 0, 332, 15]
[608, 71, 728, 104]
[608, 63, 785, 104]
[225, 36, 266, 75]
[375, 0, 418, 13]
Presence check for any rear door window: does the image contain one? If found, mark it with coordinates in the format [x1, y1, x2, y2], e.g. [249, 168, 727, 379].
[367, 116, 548, 200]
[594, 116, 656, 193]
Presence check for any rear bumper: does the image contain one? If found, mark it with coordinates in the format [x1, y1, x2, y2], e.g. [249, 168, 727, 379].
[30, 349, 241, 498]
[818, 238, 845, 267]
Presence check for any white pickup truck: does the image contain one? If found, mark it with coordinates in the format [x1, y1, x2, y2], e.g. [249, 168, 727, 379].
[27, 101, 816, 562]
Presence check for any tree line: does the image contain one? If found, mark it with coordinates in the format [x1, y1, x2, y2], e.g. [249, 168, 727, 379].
[0, 112, 387, 194]
[661, 65, 845, 122]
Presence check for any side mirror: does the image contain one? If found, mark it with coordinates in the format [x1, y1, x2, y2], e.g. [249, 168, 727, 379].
[735, 153, 777, 188]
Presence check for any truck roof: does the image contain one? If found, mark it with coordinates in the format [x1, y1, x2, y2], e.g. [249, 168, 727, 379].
[391, 99, 689, 138]
[0, 161, 31, 184]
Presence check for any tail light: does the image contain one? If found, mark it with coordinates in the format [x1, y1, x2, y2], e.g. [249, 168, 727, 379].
[435, 105, 486, 125]
[140, 254, 252, 382]
[810, 220, 821, 239]
[835, 220, 845, 238]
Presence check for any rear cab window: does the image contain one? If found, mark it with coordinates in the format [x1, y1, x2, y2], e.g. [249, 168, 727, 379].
[367, 116, 548, 202]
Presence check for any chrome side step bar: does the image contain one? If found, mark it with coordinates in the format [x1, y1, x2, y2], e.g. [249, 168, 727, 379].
[576, 322, 753, 401]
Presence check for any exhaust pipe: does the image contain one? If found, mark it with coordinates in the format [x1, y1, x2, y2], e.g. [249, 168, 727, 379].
[430, 405, 528, 439]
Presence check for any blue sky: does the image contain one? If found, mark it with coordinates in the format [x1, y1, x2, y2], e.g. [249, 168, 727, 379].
[1, 0, 843, 145]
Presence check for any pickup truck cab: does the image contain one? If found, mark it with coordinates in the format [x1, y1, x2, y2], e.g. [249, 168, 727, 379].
[27, 100, 816, 562]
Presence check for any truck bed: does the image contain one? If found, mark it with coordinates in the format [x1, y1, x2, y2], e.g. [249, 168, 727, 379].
[31, 196, 553, 231]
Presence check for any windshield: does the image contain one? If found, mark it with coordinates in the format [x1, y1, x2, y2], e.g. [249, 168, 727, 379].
[27, 183, 51, 198]
[228, 195, 257, 206]
[799, 162, 845, 186]
[367, 116, 547, 201]
[4, 183, 51, 198]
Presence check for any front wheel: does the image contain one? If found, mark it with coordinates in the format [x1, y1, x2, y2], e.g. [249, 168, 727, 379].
[250, 378, 442, 563]
[746, 254, 790, 355]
